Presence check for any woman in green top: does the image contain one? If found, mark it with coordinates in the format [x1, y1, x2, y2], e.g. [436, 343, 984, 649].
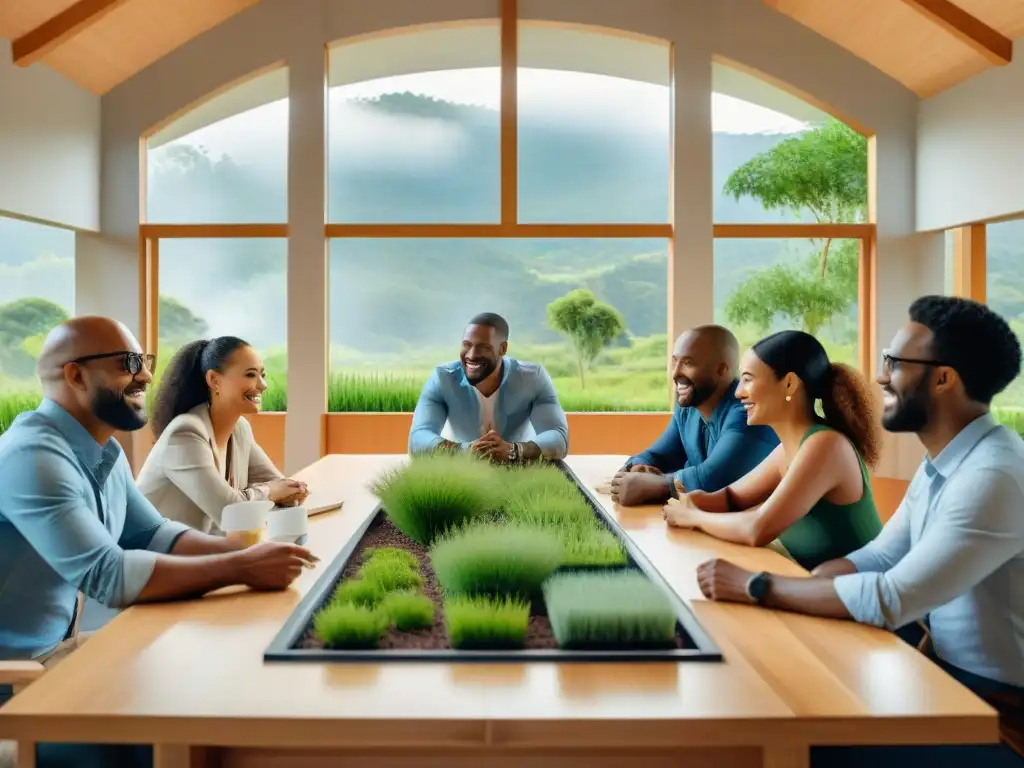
[662, 330, 883, 571]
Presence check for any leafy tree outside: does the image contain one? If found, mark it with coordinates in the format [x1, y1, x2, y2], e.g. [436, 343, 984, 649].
[722, 118, 867, 335]
[547, 289, 626, 390]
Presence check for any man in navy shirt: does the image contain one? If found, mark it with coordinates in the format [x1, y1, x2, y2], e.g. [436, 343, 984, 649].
[611, 325, 778, 507]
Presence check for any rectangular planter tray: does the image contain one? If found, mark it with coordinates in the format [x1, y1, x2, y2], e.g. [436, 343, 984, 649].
[264, 460, 723, 663]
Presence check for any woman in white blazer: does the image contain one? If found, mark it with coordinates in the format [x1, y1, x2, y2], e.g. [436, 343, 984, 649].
[137, 336, 308, 534]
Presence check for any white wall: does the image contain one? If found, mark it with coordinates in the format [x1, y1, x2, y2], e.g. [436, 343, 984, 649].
[918, 42, 1024, 231]
[0, 39, 100, 231]
[74, 231, 138, 333]
[99, 0, 934, 477]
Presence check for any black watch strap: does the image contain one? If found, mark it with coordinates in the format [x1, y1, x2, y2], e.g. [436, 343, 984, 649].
[666, 475, 679, 499]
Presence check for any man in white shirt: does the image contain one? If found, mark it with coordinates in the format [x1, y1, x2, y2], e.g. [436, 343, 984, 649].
[692, 296, 1024, 766]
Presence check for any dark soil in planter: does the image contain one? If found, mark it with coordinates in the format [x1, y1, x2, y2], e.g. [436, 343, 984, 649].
[297, 514, 560, 651]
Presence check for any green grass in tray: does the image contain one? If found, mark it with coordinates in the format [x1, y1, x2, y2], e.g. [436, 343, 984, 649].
[380, 592, 435, 631]
[314, 603, 389, 649]
[361, 546, 420, 570]
[501, 462, 580, 500]
[370, 453, 502, 545]
[500, 472, 628, 567]
[332, 577, 386, 607]
[503, 487, 596, 531]
[561, 527, 628, 567]
[430, 522, 563, 599]
[543, 571, 677, 649]
[444, 595, 530, 649]
[360, 558, 423, 592]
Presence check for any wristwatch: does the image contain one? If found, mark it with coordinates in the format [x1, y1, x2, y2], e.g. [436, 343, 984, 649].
[666, 475, 679, 499]
[745, 571, 772, 605]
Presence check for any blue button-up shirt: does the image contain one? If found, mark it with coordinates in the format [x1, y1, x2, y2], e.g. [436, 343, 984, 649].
[834, 413, 1024, 687]
[0, 399, 190, 660]
[626, 380, 779, 492]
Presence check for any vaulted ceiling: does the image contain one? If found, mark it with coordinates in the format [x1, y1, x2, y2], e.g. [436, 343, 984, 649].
[0, 0, 260, 94]
[766, 0, 1021, 97]
[0, 0, 1018, 97]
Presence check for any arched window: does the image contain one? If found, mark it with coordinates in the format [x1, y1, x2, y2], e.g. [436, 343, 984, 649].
[136, 12, 877, 455]
[142, 68, 289, 409]
[326, 23, 671, 413]
[146, 67, 288, 224]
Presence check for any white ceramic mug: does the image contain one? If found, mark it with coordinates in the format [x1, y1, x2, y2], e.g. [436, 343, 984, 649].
[267, 506, 309, 546]
[221, 500, 274, 547]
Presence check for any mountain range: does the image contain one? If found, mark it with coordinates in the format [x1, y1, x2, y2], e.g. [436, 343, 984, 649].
[2, 90, 1014, 360]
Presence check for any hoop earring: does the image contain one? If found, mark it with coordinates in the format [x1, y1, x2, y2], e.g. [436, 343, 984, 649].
[785, 395, 792, 402]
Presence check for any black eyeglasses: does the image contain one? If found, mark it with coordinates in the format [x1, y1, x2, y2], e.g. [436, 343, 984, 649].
[69, 351, 156, 376]
[880, 351, 946, 375]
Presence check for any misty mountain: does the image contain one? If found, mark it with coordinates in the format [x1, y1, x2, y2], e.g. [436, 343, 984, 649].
[2, 91, 999, 355]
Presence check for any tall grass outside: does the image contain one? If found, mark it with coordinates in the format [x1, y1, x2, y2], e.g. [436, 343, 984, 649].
[0, 391, 42, 434]
[5, 332, 1024, 440]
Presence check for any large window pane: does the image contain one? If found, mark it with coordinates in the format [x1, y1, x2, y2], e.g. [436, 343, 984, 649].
[328, 238, 668, 412]
[714, 238, 859, 367]
[987, 219, 1024, 411]
[0, 216, 75, 431]
[146, 68, 289, 223]
[157, 239, 287, 411]
[517, 24, 670, 223]
[712, 69, 867, 225]
[327, 25, 500, 223]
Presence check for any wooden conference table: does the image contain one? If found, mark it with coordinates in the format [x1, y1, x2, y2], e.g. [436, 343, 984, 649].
[0, 454, 999, 768]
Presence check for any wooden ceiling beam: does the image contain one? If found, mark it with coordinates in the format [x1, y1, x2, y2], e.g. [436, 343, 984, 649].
[896, 0, 1012, 65]
[12, 0, 133, 68]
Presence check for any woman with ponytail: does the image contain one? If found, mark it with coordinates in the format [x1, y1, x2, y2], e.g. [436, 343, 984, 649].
[663, 330, 882, 570]
[136, 337, 308, 534]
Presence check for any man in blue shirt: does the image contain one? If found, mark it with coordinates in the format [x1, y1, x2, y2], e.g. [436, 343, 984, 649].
[408, 312, 569, 462]
[695, 297, 1024, 766]
[610, 325, 778, 506]
[0, 317, 318, 767]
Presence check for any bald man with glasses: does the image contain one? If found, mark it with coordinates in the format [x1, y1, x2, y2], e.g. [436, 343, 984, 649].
[0, 316, 317, 768]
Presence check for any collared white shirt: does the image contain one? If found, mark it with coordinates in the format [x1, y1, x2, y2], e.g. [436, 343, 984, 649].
[835, 413, 1024, 687]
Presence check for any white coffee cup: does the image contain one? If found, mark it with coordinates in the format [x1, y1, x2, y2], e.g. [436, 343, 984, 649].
[221, 500, 273, 547]
[267, 506, 309, 546]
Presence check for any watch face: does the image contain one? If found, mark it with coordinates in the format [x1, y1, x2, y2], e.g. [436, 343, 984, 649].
[747, 572, 769, 603]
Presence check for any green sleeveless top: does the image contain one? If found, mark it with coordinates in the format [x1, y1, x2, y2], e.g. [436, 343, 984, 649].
[776, 424, 883, 571]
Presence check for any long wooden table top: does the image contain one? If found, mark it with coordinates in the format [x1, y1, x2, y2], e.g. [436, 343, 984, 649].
[0, 454, 998, 750]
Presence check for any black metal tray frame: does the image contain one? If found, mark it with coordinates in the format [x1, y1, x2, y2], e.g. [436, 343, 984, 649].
[263, 460, 723, 663]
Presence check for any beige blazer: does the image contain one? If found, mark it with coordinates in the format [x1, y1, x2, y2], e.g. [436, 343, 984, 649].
[136, 404, 284, 534]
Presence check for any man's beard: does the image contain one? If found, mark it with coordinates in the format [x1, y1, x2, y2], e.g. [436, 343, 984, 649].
[677, 377, 717, 409]
[463, 358, 497, 385]
[92, 385, 148, 431]
[881, 380, 930, 433]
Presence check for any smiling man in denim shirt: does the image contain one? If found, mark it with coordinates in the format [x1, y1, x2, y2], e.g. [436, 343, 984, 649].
[610, 325, 778, 506]
[409, 312, 569, 462]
